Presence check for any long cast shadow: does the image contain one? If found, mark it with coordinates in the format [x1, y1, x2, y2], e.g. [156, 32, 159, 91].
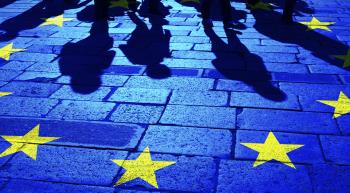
[205, 26, 286, 101]
[0, 0, 91, 42]
[0, 0, 16, 8]
[250, 2, 349, 68]
[58, 20, 115, 93]
[119, 12, 172, 79]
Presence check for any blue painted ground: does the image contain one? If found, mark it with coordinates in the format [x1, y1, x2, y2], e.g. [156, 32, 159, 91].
[0, 0, 350, 192]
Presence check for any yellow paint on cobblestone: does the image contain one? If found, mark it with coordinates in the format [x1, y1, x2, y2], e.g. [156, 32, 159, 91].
[318, 91, 350, 118]
[334, 49, 350, 68]
[40, 14, 74, 27]
[0, 43, 25, 61]
[299, 17, 334, 31]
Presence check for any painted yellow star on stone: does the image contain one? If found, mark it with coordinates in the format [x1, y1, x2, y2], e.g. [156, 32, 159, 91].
[333, 49, 350, 68]
[0, 92, 12, 97]
[248, 1, 273, 11]
[241, 132, 303, 169]
[180, 0, 200, 4]
[299, 17, 335, 31]
[112, 147, 176, 188]
[0, 43, 25, 61]
[0, 124, 60, 160]
[110, 0, 129, 9]
[318, 91, 350, 118]
[40, 14, 74, 27]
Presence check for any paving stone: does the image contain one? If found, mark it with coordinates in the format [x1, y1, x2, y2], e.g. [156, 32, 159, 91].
[109, 88, 170, 104]
[139, 125, 232, 157]
[237, 109, 339, 134]
[235, 130, 324, 164]
[124, 76, 214, 90]
[0, 179, 115, 193]
[50, 85, 112, 101]
[320, 135, 350, 164]
[0, 69, 22, 81]
[309, 64, 350, 75]
[310, 164, 350, 193]
[0, 117, 144, 149]
[0, 61, 35, 71]
[0, 145, 128, 186]
[10, 52, 57, 63]
[248, 62, 308, 73]
[163, 58, 214, 69]
[116, 154, 216, 192]
[273, 72, 340, 84]
[57, 74, 129, 87]
[0, 81, 61, 97]
[216, 79, 279, 92]
[110, 104, 164, 124]
[217, 160, 312, 193]
[15, 71, 61, 82]
[230, 91, 300, 110]
[47, 100, 115, 121]
[0, 96, 58, 117]
[160, 105, 236, 129]
[169, 90, 228, 106]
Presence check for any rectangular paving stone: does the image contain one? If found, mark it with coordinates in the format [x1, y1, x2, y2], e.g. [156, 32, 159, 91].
[50, 85, 112, 101]
[273, 72, 340, 84]
[248, 62, 308, 73]
[0, 81, 61, 98]
[163, 58, 214, 69]
[160, 105, 236, 129]
[0, 117, 144, 149]
[47, 100, 115, 121]
[0, 179, 115, 193]
[169, 90, 228, 106]
[26, 61, 61, 72]
[139, 125, 232, 157]
[124, 76, 214, 90]
[217, 160, 312, 193]
[10, 52, 57, 63]
[0, 96, 58, 117]
[116, 154, 216, 193]
[171, 50, 216, 60]
[0, 61, 35, 71]
[0, 69, 22, 81]
[0, 145, 128, 186]
[14, 71, 61, 82]
[230, 91, 301, 110]
[310, 164, 350, 193]
[309, 64, 350, 75]
[235, 130, 324, 164]
[248, 53, 297, 63]
[57, 74, 129, 87]
[108, 88, 170, 104]
[110, 104, 164, 124]
[237, 109, 339, 134]
[320, 135, 350, 164]
[216, 79, 278, 92]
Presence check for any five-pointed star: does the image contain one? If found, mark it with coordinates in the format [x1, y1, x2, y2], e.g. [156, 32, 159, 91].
[0, 43, 25, 61]
[112, 147, 176, 188]
[248, 1, 273, 10]
[40, 14, 74, 27]
[318, 91, 350, 118]
[180, 0, 200, 4]
[241, 132, 303, 169]
[0, 124, 60, 160]
[299, 17, 335, 31]
[110, 0, 129, 9]
[0, 92, 12, 97]
[333, 49, 350, 68]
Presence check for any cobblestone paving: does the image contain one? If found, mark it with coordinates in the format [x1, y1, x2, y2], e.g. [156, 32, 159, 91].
[0, 0, 350, 192]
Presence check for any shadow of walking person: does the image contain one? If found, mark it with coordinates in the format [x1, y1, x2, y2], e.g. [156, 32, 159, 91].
[120, 12, 171, 79]
[250, 4, 349, 69]
[58, 20, 115, 93]
[204, 27, 286, 101]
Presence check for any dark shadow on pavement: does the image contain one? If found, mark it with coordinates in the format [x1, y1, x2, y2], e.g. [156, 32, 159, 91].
[205, 26, 287, 101]
[119, 12, 172, 79]
[58, 20, 115, 93]
[0, 0, 16, 8]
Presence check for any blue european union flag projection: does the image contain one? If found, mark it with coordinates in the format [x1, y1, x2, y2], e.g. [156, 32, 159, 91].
[0, 0, 350, 192]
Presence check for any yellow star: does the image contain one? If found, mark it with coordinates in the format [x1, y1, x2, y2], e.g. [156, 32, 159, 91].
[248, 1, 273, 10]
[0, 92, 12, 97]
[0, 43, 25, 61]
[0, 124, 60, 160]
[299, 17, 335, 31]
[180, 0, 200, 4]
[333, 49, 350, 68]
[317, 91, 350, 118]
[109, 0, 129, 9]
[241, 132, 303, 169]
[112, 147, 176, 188]
[40, 14, 74, 27]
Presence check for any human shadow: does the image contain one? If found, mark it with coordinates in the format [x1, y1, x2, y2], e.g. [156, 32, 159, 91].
[119, 12, 172, 79]
[0, 0, 16, 8]
[204, 26, 286, 101]
[250, 3, 349, 69]
[0, 0, 91, 42]
[58, 20, 115, 93]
